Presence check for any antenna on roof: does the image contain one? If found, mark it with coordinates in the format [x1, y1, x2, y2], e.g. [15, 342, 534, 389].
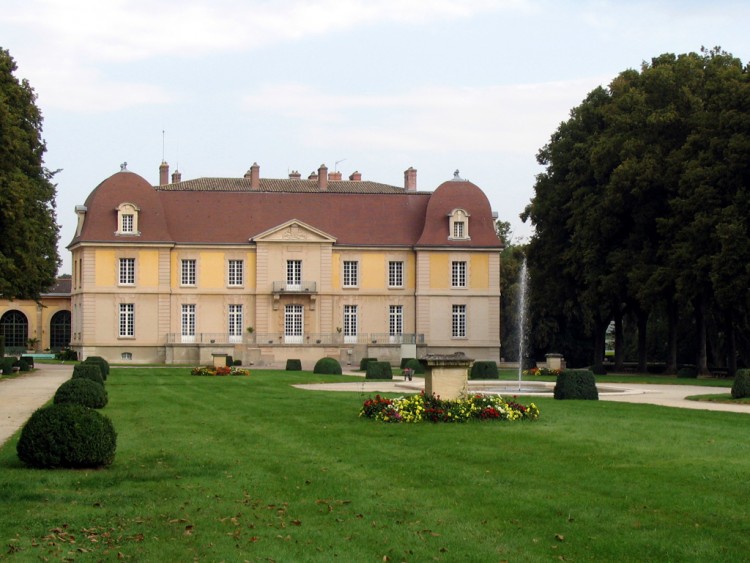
[162, 130, 166, 162]
[335, 158, 347, 172]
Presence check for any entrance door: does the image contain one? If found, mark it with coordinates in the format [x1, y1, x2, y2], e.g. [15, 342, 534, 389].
[284, 304, 303, 344]
[181, 304, 196, 343]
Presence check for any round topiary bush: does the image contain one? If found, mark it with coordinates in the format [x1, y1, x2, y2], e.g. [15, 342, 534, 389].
[17, 403, 117, 468]
[54, 378, 108, 409]
[731, 369, 750, 399]
[83, 356, 109, 380]
[313, 357, 342, 375]
[72, 363, 104, 386]
[469, 360, 499, 380]
[286, 359, 302, 371]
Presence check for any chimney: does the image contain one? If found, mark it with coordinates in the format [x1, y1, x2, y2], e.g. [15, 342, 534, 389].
[289, 170, 302, 179]
[318, 164, 328, 191]
[159, 161, 169, 186]
[329, 170, 342, 181]
[245, 162, 259, 190]
[349, 171, 362, 181]
[171, 169, 182, 183]
[308, 171, 318, 180]
[404, 167, 417, 191]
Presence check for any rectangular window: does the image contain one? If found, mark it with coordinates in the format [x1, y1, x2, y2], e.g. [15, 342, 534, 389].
[285, 304, 303, 344]
[119, 258, 135, 285]
[119, 303, 134, 337]
[452, 304, 466, 338]
[122, 214, 134, 233]
[389, 305, 403, 337]
[229, 304, 243, 343]
[343, 261, 359, 287]
[344, 304, 357, 343]
[228, 259, 244, 287]
[181, 304, 196, 342]
[388, 261, 404, 288]
[286, 260, 302, 290]
[451, 261, 467, 288]
[181, 259, 196, 286]
[453, 221, 465, 239]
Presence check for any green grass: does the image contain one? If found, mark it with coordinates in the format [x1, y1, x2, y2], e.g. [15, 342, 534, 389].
[1, 368, 749, 561]
[686, 393, 750, 404]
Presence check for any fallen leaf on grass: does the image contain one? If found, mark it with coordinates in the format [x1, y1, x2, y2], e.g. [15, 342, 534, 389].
[555, 534, 565, 542]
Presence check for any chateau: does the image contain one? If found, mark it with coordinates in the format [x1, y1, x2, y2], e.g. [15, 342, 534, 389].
[58, 162, 502, 366]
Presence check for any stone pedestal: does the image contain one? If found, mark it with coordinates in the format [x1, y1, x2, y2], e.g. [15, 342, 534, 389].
[212, 353, 228, 368]
[546, 353, 565, 371]
[421, 352, 473, 400]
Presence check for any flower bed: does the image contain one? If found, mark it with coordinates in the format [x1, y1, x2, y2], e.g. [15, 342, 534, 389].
[190, 366, 251, 376]
[523, 367, 561, 377]
[360, 391, 539, 423]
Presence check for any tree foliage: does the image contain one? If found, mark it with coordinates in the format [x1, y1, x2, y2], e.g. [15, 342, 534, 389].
[0, 48, 60, 300]
[523, 48, 750, 374]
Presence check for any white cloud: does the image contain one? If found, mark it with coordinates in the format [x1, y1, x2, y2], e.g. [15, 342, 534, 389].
[241, 77, 608, 154]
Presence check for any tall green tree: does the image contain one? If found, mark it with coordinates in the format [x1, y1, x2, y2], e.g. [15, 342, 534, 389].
[0, 48, 60, 299]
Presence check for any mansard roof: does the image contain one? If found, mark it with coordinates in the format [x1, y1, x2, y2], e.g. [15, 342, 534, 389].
[69, 169, 501, 250]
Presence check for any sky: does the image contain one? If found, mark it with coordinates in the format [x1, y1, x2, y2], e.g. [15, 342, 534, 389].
[2, 0, 750, 275]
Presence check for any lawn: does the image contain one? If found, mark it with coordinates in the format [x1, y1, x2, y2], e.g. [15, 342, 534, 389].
[1, 368, 749, 562]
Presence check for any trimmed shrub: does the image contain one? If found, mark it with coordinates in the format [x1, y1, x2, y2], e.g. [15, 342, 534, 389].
[469, 361, 499, 380]
[17, 359, 31, 372]
[83, 356, 109, 380]
[233, 359, 242, 366]
[677, 365, 699, 379]
[314, 357, 342, 375]
[400, 357, 415, 369]
[404, 358, 425, 375]
[54, 378, 108, 409]
[20, 355, 35, 368]
[1, 357, 14, 375]
[366, 361, 393, 380]
[554, 369, 599, 400]
[16, 403, 117, 468]
[359, 357, 377, 371]
[590, 364, 607, 376]
[72, 363, 104, 386]
[731, 369, 750, 399]
[56, 348, 78, 361]
[286, 358, 302, 371]
[225, 355, 234, 367]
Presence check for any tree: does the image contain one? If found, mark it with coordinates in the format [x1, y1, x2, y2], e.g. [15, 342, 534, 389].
[524, 48, 750, 374]
[0, 48, 60, 299]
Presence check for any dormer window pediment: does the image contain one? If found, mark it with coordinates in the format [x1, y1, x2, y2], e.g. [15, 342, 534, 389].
[116, 202, 141, 236]
[447, 208, 470, 241]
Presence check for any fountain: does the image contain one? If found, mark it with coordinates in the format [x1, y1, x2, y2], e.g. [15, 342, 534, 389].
[517, 256, 529, 391]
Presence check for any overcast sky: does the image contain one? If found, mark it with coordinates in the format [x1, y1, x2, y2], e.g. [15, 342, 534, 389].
[2, 0, 749, 274]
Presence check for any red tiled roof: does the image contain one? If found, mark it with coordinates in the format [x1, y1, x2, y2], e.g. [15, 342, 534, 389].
[69, 171, 501, 250]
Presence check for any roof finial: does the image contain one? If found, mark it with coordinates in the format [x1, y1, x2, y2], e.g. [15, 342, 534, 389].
[452, 169, 462, 181]
[120, 162, 128, 172]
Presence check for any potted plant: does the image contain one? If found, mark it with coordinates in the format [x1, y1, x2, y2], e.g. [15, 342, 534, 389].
[26, 337, 40, 352]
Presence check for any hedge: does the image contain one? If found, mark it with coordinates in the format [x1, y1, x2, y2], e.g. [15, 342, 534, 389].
[83, 356, 110, 380]
[286, 358, 302, 371]
[731, 369, 750, 399]
[366, 361, 393, 380]
[72, 363, 104, 386]
[359, 357, 377, 371]
[553, 369, 599, 400]
[469, 361, 499, 380]
[54, 378, 108, 409]
[404, 358, 425, 375]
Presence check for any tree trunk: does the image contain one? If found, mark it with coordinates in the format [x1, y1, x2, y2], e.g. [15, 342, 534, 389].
[614, 305, 625, 372]
[636, 308, 648, 373]
[726, 310, 737, 378]
[665, 298, 678, 375]
[694, 295, 709, 375]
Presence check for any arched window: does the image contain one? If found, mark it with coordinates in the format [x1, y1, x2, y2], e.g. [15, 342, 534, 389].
[50, 310, 71, 350]
[0, 310, 29, 349]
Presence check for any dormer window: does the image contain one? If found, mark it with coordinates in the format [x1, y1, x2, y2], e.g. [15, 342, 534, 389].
[448, 208, 470, 241]
[116, 202, 140, 236]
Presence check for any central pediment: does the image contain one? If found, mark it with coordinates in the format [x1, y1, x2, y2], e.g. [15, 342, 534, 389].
[251, 219, 336, 243]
